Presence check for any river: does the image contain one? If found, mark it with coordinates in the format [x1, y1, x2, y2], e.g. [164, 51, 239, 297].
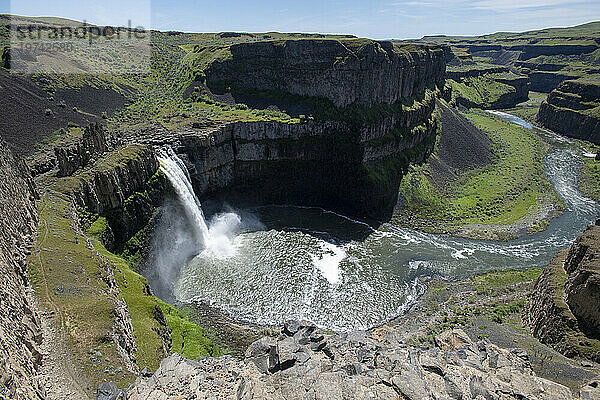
[171, 112, 600, 331]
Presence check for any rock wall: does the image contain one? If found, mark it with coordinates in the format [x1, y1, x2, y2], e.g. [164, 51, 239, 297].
[526, 221, 600, 362]
[166, 91, 438, 220]
[147, 39, 447, 220]
[564, 222, 600, 339]
[204, 40, 445, 108]
[54, 123, 109, 177]
[65, 144, 165, 245]
[127, 322, 575, 400]
[448, 72, 530, 110]
[513, 44, 598, 60]
[0, 139, 43, 399]
[537, 80, 600, 144]
[527, 71, 580, 93]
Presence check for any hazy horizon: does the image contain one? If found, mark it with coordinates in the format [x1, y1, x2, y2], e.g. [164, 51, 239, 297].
[2, 0, 600, 40]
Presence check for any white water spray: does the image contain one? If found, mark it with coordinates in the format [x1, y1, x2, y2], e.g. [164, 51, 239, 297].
[156, 147, 210, 247]
[156, 147, 242, 258]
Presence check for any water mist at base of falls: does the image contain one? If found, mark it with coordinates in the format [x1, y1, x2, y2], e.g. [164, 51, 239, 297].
[149, 115, 600, 331]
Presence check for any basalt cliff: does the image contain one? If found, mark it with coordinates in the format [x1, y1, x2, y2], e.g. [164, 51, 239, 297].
[3, 33, 599, 400]
[0, 139, 42, 399]
[145, 39, 446, 220]
[537, 79, 600, 144]
[527, 220, 600, 363]
[203, 40, 445, 108]
[0, 38, 451, 398]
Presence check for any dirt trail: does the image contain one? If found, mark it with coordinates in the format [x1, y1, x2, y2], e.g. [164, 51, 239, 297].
[34, 196, 91, 400]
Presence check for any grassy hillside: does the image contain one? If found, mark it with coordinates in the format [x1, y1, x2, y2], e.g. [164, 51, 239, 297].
[394, 110, 562, 239]
[412, 21, 600, 109]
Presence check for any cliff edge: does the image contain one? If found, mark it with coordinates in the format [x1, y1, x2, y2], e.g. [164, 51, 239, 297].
[537, 78, 600, 144]
[0, 139, 43, 399]
[526, 221, 600, 362]
[127, 322, 577, 399]
[201, 39, 445, 108]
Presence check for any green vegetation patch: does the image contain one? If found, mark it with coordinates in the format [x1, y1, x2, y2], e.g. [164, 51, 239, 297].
[27, 193, 139, 392]
[581, 158, 600, 202]
[579, 142, 600, 202]
[448, 75, 518, 108]
[29, 175, 219, 391]
[490, 299, 526, 323]
[472, 268, 543, 295]
[396, 110, 562, 237]
[87, 216, 168, 371]
[157, 299, 222, 359]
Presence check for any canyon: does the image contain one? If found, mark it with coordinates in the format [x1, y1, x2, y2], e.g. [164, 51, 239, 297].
[537, 79, 600, 144]
[0, 17, 600, 400]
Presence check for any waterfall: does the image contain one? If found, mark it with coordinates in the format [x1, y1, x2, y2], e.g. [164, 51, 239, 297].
[156, 147, 210, 247]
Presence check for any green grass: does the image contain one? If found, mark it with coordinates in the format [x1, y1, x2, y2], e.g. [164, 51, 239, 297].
[87, 217, 168, 371]
[396, 110, 561, 235]
[27, 193, 139, 393]
[156, 299, 222, 359]
[490, 299, 526, 323]
[581, 158, 600, 202]
[448, 74, 521, 108]
[29, 177, 220, 391]
[579, 142, 600, 202]
[472, 268, 543, 295]
[449, 112, 554, 223]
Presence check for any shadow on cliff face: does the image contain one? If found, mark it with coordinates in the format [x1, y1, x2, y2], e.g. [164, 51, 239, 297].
[231, 93, 313, 117]
[201, 198, 377, 244]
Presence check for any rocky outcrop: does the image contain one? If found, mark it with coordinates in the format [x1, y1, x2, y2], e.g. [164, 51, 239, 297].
[446, 65, 508, 80]
[60, 144, 165, 245]
[527, 71, 583, 93]
[537, 79, 600, 144]
[448, 72, 530, 110]
[494, 74, 530, 106]
[54, 123, 109, 177]
[203, 40, 445, 108]
[146, 91, 438, 220]
[564, 222, 600, 339]
[128, 322, 574, 399]
[134, 39, 447, 220]
[526, 222, 600, 362]
[512, 44, 598, 60]
[0, 139, 43, 399]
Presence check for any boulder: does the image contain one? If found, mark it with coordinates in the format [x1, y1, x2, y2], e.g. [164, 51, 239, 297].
[96, 382, 125, 400]
[128, 324, 574, 400]
[55, 122, 109, 177]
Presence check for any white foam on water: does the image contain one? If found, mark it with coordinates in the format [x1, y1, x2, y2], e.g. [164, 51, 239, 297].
[310, 241, 345, 285]
[452, 248, 475, 259]
[157, 110, 600, 331]
[202, 212, 243, 259]
[157, 146, 242, 259]
[408, 260, 428, 270]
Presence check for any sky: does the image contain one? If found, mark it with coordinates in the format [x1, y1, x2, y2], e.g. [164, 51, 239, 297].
[2, 0, 600, 39]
